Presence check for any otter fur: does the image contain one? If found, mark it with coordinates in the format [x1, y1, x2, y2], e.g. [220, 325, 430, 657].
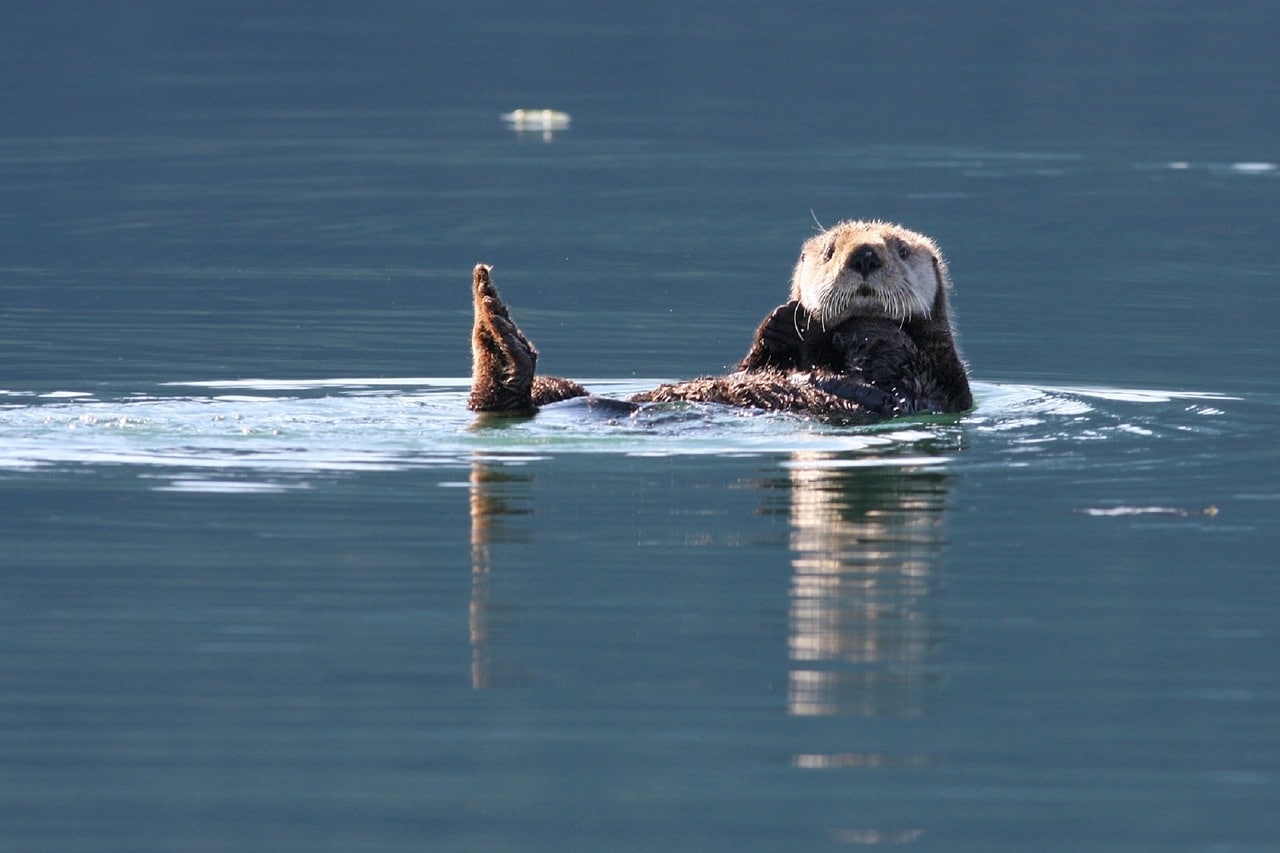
[467, 220, 972, 422]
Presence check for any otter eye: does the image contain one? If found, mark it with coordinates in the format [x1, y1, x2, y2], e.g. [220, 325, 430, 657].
[821, 242, 835, 262]
[896, 244, 910, 261]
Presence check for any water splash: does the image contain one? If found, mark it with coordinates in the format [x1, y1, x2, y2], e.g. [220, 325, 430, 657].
[0, 378, 1247, 491]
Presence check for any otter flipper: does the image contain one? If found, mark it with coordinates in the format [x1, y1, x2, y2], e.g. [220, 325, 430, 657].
[807, 375, 902, 418]
[468, 265, 588, 414]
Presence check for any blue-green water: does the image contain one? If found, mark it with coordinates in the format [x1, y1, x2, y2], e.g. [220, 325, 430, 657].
[2, 4, 1279, 851]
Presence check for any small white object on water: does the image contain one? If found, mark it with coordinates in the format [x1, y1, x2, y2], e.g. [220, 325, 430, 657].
[1077, 505, 1219, 518]
[501, 109, 571, 133]
[1230, 162, 1276, 174]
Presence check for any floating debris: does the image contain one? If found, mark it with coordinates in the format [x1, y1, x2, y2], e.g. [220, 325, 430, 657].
[501, 108, 571, 139]
[1077, 505, 1219, 518]
[1161, 161, 1276, 175]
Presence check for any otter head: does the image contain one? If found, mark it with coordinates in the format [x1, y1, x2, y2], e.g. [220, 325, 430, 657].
[789, 220, 950, 327]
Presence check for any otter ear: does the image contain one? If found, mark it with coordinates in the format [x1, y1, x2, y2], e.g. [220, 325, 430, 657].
[928, 246, 951, 287]
[929, 252, 951, 317]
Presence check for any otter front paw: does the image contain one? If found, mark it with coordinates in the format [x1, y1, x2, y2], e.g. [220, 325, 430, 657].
[739, 301, 835, 371]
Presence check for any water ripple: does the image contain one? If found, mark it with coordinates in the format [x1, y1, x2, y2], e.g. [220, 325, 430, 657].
[0, 378, 1254, 491]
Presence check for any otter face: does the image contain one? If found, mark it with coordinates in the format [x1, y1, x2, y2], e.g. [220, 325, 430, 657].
[789, 220, 947, 327]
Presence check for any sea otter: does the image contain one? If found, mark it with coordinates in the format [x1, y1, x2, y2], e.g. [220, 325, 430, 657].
[467, 220, 972, 421]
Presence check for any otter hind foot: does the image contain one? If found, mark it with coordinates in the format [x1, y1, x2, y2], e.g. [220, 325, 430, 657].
[467, 264, 587, 414]
[468, 264, 537, 414]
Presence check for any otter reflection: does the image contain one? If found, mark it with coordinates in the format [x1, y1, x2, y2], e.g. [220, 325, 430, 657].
[467, 451, 950, 713]
[780, 452, 948, 717]
[467, 460, 534, 690]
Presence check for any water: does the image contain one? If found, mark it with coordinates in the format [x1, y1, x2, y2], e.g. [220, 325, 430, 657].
[2, 4, 1279, 851]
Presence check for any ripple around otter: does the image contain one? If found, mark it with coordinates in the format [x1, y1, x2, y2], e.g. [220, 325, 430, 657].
[0, 378, 1251, 492]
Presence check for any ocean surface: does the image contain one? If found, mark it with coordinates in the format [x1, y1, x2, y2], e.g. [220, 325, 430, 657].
[2, 4, 1278, 851]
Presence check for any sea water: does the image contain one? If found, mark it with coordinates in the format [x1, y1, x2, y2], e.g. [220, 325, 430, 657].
[2, 3, 1278, 850]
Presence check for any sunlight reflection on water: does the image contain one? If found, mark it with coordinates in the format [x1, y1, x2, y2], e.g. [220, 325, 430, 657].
[0, 378, 1247, 492]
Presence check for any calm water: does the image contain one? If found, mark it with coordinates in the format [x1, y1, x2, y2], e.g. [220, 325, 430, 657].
[2, 4, 1279, 851]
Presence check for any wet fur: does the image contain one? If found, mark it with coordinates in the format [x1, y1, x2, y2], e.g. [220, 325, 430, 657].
[468, 221, 972, 421]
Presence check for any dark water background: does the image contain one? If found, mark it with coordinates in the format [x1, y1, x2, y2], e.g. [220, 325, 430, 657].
[2, 3, 1278, 850]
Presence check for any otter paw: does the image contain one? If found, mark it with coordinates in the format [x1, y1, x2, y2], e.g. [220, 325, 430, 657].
[740, 301, 839, 371]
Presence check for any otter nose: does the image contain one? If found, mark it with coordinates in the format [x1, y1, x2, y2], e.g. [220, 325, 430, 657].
[847, 244, 883, 277]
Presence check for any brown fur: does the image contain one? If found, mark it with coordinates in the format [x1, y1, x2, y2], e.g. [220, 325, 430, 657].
[468, 264, 586, 414]
[467, 221, 972, 421]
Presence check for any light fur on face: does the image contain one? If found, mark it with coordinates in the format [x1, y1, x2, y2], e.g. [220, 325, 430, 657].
[789, 220, 949, 327]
